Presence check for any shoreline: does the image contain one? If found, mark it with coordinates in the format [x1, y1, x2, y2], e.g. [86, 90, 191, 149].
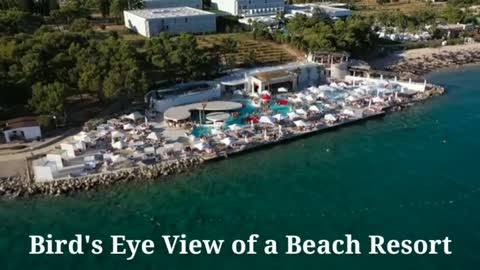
[0, 85, 445, 199]
[370, 43, 480, 78]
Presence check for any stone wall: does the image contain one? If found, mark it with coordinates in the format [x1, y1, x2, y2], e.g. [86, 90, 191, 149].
[0, 157, 203, 198]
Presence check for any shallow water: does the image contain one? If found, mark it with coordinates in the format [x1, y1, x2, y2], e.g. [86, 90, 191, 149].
[1, 66, 480, 269]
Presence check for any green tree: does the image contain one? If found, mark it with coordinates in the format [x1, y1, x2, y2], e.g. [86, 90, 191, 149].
[29, 81, 68, 118]
[69, 18, 91, 32]
[218, 37, 238, 71]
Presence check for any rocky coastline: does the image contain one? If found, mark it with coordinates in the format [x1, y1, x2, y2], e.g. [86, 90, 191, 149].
[0, 85, 446, 200]
[0, 157, 203, 198]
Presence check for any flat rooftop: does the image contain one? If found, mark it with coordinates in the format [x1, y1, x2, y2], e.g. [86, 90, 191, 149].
[125, 7, 214, 19]
[164, 101, 242, 122]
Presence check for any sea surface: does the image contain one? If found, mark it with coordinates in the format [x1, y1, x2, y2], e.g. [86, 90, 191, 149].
[1, 67, 480, 269]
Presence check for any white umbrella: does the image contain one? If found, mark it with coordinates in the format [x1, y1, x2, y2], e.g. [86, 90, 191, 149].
[324, 114, 337, 122]
[308, 105, 320, 112]
[111, 130, 125, 138]
[123, 111, 143, 121]
[147, 131, 162, 141]
[278, 87, 288, 93]
[287, 112, 300, 120]
[261, 90, 271, 95]
[229, 124, 241, 131]
[112, 140, 126, 149]
[259, 116, 274, 125]
[372, 96, 384, 103]
[250, 92, 259, 98]
[295, 109, 307, 115]
[294, 120, 307, 127]
[220, 137, 234, 146]
[342, 109, 355, 116]
[123, 123, 135, 130]
[194, 142, 209, 151]
[272, 113, 284, 121]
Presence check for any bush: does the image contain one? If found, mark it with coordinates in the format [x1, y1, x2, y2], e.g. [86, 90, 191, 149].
[38, 115, 54, 130]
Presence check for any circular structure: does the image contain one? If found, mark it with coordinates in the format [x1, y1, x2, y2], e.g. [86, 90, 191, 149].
[206, 112, 230, 122]
[164, 101, 243, 122]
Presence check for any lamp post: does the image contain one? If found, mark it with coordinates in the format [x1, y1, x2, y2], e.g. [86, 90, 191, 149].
[201, 101, 207, 124]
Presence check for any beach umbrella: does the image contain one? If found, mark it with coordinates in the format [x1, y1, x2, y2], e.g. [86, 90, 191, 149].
[112, 140, 126, 149]
[123, 123, 135, 130]
[262, 94, 271, 101]
[342, 109, 355, 116]
[294, 120, 307, 127]
[272, 114, 284, 121]
[372, 96, 384, 103]
[287, 112, 300, 120]
[111, 130, 125, 138]
[220, 137, 234, 146]
[259, 116, 274, 125]
[123, 111, 143, 121]
[250, 92, 259, 98]
[229, 124, 241, 131]
[194, 142, 208, 151]
[324, 114, 337, 122]
[295, 109, 307, 115]
[308, 105, 320, 112]
[278, 87, 288, 93]
[147, 131, 162, 141]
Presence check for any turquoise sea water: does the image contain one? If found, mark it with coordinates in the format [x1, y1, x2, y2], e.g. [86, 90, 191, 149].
[1, 67, 480, 269]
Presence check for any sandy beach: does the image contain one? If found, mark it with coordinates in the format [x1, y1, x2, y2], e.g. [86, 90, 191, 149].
[371, 43, 480, 77]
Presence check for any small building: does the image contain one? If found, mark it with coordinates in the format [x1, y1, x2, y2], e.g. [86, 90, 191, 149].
[143, 0, 202, 9]
[220, 62, 325, 94]
[286, 3, 352, 19]
[211, 0, 285, 17]
[2, 116, 42, 143]
[124, 7, 216, 37]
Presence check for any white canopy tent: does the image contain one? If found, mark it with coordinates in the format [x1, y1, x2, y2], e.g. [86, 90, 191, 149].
[324, 114, 337, 122]
[294, 120, 308, 127]
[123, 123, 135, 130]
[272, 114, 284, 121]
[146, 131, 162, 141]
[287, 112, 300, 120]
[123, 111, 143, 121]
[296, 109, 307, 115]
[259, 116, 275, 125]
[220, 137, 235, 146]
[308, 105, 321, 112]
[111, 131, 125, 138]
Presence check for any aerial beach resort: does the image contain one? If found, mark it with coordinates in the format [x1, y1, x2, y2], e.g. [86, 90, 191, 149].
[0, 61, 445, 197]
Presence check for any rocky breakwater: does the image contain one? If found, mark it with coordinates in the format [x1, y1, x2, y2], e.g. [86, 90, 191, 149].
[0, 157, 203, 198]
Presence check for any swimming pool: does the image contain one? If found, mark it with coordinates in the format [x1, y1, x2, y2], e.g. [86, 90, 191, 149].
[192, 126, 212, 137]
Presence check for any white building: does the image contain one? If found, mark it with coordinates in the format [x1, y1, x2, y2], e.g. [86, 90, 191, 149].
[286, 4, 352, 19]
[211, 0, 285, 17]
[2, 117, 42, 143]
[124, 7, 216, 37]
[143, 0, 203, 9]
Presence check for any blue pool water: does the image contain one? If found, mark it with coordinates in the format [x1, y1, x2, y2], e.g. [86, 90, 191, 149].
[192, 98, 291, 136]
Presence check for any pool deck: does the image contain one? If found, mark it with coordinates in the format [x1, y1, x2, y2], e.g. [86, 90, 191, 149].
[201, 111, 386, 162]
